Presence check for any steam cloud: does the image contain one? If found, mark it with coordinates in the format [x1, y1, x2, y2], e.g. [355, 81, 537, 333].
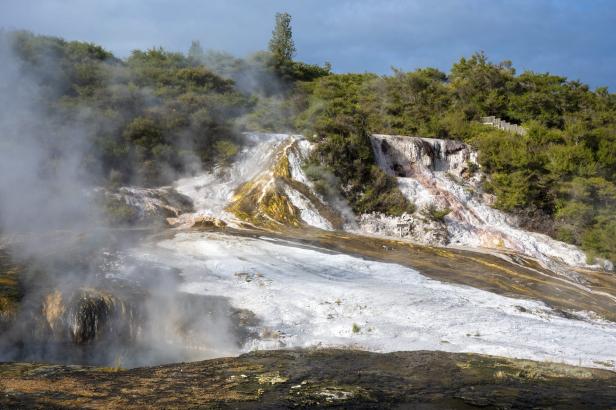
[0, 34, 97, 238]
[0, 34, 245, 368]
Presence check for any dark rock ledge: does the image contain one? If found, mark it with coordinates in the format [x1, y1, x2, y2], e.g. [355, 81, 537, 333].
[1, 349, 615, 409]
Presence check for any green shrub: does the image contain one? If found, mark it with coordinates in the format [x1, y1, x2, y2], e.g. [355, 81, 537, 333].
[214, 140, 240, 163]
[355, 166, 415, 216]
[423, 204, 451, 222]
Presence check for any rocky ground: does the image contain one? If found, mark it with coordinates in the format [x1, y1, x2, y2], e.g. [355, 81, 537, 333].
[1, 349, 615, 408]
[1, 224, 615, 408]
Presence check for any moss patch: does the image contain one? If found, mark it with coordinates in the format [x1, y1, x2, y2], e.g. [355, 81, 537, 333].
[0, 250, 23, 326]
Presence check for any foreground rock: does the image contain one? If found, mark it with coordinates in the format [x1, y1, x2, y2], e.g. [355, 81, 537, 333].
[1, 349, 616, 408]
[0, 233, 258, 368]
[3, 283, 257, 368]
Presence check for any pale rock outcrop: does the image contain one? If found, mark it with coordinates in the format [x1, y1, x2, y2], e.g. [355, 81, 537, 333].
[97, 186, 194, 224]
[357, 212, 448, 246]
[368, 134, 602, 269]
[177, 134, 342, 230]
[167, 214, 227, 229]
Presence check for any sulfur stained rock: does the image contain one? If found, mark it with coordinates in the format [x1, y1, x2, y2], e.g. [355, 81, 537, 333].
[226, 138, 343, 231]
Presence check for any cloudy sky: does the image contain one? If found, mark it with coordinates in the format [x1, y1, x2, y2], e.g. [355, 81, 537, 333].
[1, 0, 614, 89]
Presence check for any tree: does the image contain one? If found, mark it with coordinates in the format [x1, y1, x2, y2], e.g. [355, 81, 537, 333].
[268, 12, 295, 65]
[188, 40, 205, 63]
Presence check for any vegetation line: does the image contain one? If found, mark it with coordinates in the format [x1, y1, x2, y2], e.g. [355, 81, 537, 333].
[2, 11, 614, 261]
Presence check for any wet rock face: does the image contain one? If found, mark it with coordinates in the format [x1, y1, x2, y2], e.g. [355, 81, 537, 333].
[373, 134, 475, 177]
[40, 288, 142, 345]
[66, 289, 135, 344]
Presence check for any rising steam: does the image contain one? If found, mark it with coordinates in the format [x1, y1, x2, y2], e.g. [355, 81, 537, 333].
[0, 34, 246, 368]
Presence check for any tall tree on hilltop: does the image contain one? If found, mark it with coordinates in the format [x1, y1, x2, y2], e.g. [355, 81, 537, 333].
[269, 12, 295, 66]
[188, 40, 205, 63]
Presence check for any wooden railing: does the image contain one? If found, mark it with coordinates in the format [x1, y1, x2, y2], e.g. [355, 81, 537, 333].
[480, 116, 526, 136]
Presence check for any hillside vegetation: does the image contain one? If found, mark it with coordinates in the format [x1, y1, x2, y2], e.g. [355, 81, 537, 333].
[2, 14, 615, 262]
[293, 55, 616, 262]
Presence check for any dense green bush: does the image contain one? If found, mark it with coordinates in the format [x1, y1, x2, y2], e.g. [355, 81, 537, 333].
[6, 31, 251, 186]
[423, 205, 452, 223]
[295, 52, 615, 261]
[293, 73, 415, 216]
